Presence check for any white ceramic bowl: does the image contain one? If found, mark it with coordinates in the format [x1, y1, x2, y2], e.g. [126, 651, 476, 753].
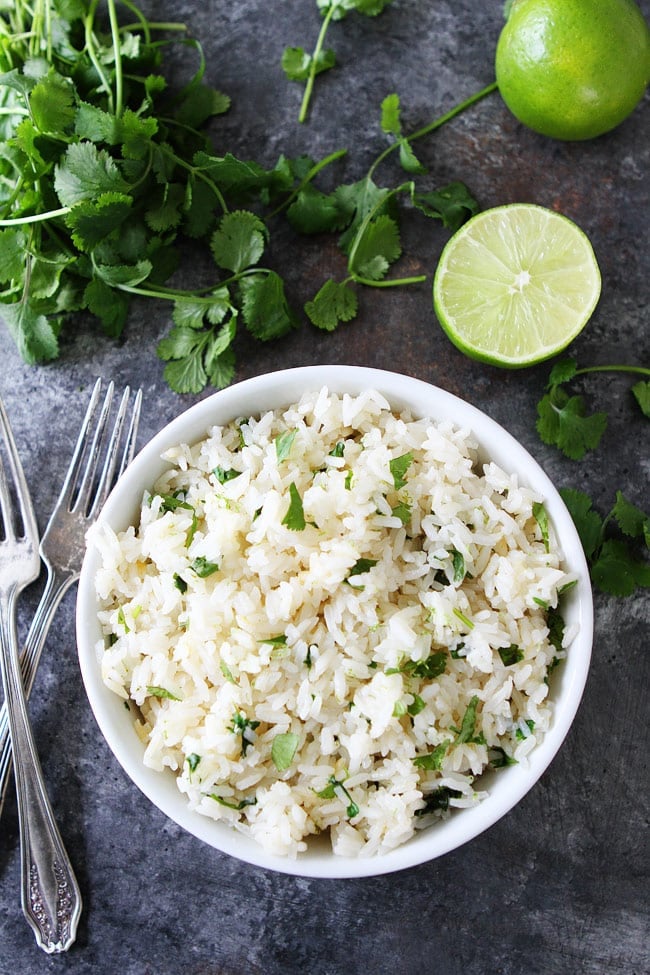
[76, 366, 593, 878]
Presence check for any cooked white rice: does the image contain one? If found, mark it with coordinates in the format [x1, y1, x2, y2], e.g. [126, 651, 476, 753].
[92, 388, 576, 858]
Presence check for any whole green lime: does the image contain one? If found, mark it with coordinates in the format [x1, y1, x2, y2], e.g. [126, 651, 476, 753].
[495, 0, 650, 140]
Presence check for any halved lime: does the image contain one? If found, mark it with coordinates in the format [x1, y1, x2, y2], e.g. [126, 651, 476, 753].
[432, 204, 601, 367]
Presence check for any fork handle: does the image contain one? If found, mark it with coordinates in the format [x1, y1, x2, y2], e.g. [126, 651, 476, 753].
[0, 565, 76, 816]
[0, 590, 82, 953]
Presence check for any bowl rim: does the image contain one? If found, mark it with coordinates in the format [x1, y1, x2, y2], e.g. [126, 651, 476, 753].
[76, 365, 593, 878]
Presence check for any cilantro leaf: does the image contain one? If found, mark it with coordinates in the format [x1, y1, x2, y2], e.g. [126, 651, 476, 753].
[411, 181, 480, 233]
[631, 380, 650, 418]
[211, 210, 267, 273]
[559, 488, 604, 559]
[591, 540, 650, 597]
[0, 230, 27, 282]
[612, 491, 649, 541]
[54, 141, 129, 206]
[536, 389, 608, 460]
[560, 487, 650, 596]
[282, 46, 336, 82]
[84, 278, 129, 336]
[349, 213, 401, 280]
[30, 71, 76, 136]
[239, 271, 299, 341]
[163, 346, 208, 395]
[1, 297, 59, 364]
[65, 193, 133, 251]
[286, 184, 349, 234]
[380, 93, 401, 136]
[174, 84, 230, 128]
[304, 278, 358, 331]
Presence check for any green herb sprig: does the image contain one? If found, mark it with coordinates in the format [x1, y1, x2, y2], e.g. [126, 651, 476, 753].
[537, 359, 650, 460]
[283, 0, 394, 124]
[560, 488, 650, 597]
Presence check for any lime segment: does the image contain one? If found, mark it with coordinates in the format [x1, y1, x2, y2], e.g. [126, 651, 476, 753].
[432, 204, 601, 367]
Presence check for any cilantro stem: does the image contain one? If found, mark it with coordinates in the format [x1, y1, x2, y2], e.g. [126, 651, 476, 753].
[0, 206, 71, 226]
[107, 0, 124, 117]
[160, 144, 229, 214]
[573, 365, 650, 378]
[298, 2, 337, 124]
[84, 1, 115, 113]
[353, 274, 426, 288]
[368, 80, 498, 178]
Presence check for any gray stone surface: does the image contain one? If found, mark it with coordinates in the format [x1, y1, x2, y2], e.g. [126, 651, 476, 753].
[0, 1, 648, 972]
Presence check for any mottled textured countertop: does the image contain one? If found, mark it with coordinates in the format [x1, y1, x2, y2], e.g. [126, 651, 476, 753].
[0, 2, 648, 973]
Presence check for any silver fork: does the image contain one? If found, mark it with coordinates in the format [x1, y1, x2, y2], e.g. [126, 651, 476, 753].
[0, 379, 142, 814]
[0, 395, 82, 953]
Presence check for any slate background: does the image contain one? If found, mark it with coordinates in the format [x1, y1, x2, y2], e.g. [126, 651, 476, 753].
[0, 1, 648, 972]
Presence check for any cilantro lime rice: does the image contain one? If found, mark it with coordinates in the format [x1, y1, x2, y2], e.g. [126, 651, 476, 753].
[92, 388, 576, 858]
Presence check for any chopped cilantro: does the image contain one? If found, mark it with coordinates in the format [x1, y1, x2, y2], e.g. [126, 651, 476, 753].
[389, 452, 413, 490]
[498, 645, 524, 666]
[271, 732, 300, 772]
[533, 501, 550, 552]
[348, 557, 378, 578]
[220, 660, 236, 683]
[415, 787, 462, 816]
[173, 573, 188, 594]
[209, 793, 257, 811]
[515, 719, 535, 741]
[315, 775, 359, 820]
[408, 694, 426, 716]
[186, 753, 201, 773]
[455, 695, 481, 745]
[191, 556, 220, 577]
[260, 634, 288, 647]
[413, 740, 451, 770]
[329, 441, 345, 457]
[117, 606, 129, 633]
[391, 501, 411, 525]
[386, 651, 447, 680]
[450, 548, 466, 582]
[282, 482, 306, 530]
[146, 686, 181, 701]
[275, 429, 298, 462]
[488, 746, 517, 768]
[213, 466, 240, 483]
[228, 711, 260, 756]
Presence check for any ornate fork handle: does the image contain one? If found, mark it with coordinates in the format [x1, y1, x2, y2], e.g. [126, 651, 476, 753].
[0, 588, 82, 953]
[0, 564, 77, 813]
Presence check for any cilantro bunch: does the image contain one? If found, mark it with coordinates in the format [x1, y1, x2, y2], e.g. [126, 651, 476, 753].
[0, 0, 497, 394]
[0, 0, 321, 392]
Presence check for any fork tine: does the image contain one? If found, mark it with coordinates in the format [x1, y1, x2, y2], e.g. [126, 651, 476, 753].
[0, 399, 38, 545]
[54, 378, 104, 513]
[120, 387, 142, 476]
[87, 386, 141, 520]
[0, 449, 14, 543]
[70, 381, 115, 516]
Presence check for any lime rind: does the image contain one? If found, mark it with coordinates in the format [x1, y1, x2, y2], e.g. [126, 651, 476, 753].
[432, 203, 601, 368]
